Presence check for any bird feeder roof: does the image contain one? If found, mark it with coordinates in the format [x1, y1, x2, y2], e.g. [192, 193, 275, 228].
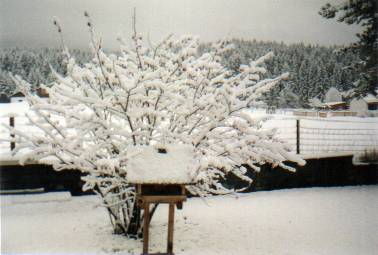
[127, 144, 198, 185]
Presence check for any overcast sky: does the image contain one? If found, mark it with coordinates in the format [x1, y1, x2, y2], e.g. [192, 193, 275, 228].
[0, 0, 361, 49]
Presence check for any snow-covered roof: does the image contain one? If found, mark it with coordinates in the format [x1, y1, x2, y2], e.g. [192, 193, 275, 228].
[0, 101, 29, 117]
[363, 94, 378, 104]
[126, 144, 198, 184]
[323, 101, 346, 107]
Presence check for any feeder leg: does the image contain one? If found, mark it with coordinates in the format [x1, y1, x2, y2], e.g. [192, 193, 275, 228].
[167, 203, 175, 254]
[143, 203, 150, 254]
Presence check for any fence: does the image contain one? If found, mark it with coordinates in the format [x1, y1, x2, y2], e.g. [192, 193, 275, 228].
[1, 115, 378, 161]
[0, 116, 16, 153]
[293, 110, 358, 118]
[263, 117, 378, 156]
[0, 115, 42, 158]
[299, 119, 378, 155]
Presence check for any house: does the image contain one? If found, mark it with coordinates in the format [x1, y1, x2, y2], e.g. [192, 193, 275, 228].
[349, 94, 378, 115]
[0, 93, 10, 103]
[6, 88, 49, 104]
[10, 91, 26, 103]
[36, 87, 49, 98]
[323, 101, 348, 110]
[363, 94, 378, 110]
[308, 87, 348, 111]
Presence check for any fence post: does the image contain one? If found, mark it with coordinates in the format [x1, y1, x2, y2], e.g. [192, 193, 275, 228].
[10, 116, 15, 151]
[296, 119, 300, 154]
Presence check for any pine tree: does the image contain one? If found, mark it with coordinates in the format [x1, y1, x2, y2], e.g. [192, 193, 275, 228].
[319, 0, 377, 96]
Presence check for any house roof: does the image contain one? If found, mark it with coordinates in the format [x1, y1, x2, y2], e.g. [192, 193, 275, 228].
[323, 101, 346, 107]
[126, 144, 198, 184]
[36, 87, 49, 97]
[10, 91, 25, 97]
[363, 94, 378, 104]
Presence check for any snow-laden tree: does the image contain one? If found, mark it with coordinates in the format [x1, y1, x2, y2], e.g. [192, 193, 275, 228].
[308, 97, 323, 109]
[277, 85, 301, 109]
[319, 0, 377, 96]
[10, 13, 304, 236]
[324, 87, 343, 103]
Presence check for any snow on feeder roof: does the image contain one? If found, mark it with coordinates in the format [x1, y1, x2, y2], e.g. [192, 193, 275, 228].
[127, 144, 198, 184]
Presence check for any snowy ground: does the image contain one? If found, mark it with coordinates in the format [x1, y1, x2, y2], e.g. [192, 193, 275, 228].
[1, 186, 377, 255]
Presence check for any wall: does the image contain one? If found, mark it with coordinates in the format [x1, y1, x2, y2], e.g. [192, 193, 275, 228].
[0, 164, 88, 195]
[1, 156, 377, 195]
[224, 155, 378, 192]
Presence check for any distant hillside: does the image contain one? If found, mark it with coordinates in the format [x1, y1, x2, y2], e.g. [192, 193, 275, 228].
[0, 40, 361, 107]
[0, 48, 91, 95]
[217, 39, 361, 107]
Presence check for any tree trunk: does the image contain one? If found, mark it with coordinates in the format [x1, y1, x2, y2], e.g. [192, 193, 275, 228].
[126, 203, 142, 238]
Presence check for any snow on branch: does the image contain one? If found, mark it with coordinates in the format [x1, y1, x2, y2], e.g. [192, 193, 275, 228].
[10, 11, 304, 234]
[12, 31, 302, 191]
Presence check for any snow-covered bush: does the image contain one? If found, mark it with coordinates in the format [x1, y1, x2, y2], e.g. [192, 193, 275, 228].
[353, 149, 378, 165]
[10, 12, 304, 236]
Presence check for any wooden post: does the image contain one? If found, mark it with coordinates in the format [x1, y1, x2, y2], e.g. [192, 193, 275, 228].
[10, 116, 15, 151]
[167, 203, 175, 254]
[143, 203, 150, 255]
[136, 188, 186, 255]
[296, 119, 300, 154]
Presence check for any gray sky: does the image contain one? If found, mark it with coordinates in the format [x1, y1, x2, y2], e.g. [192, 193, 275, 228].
[0, 0, 361, 49]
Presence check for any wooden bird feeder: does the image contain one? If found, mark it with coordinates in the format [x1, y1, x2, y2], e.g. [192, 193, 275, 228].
[127, 144, 197, 255]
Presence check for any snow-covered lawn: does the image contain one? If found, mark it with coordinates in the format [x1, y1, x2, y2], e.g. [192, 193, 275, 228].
[1, 186, 377, 255]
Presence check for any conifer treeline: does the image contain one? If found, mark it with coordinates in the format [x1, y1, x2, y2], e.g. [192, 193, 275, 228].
[220, 39, 361, 107]
[0, 40, 361, 107]
[0, 48, 91, 95]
